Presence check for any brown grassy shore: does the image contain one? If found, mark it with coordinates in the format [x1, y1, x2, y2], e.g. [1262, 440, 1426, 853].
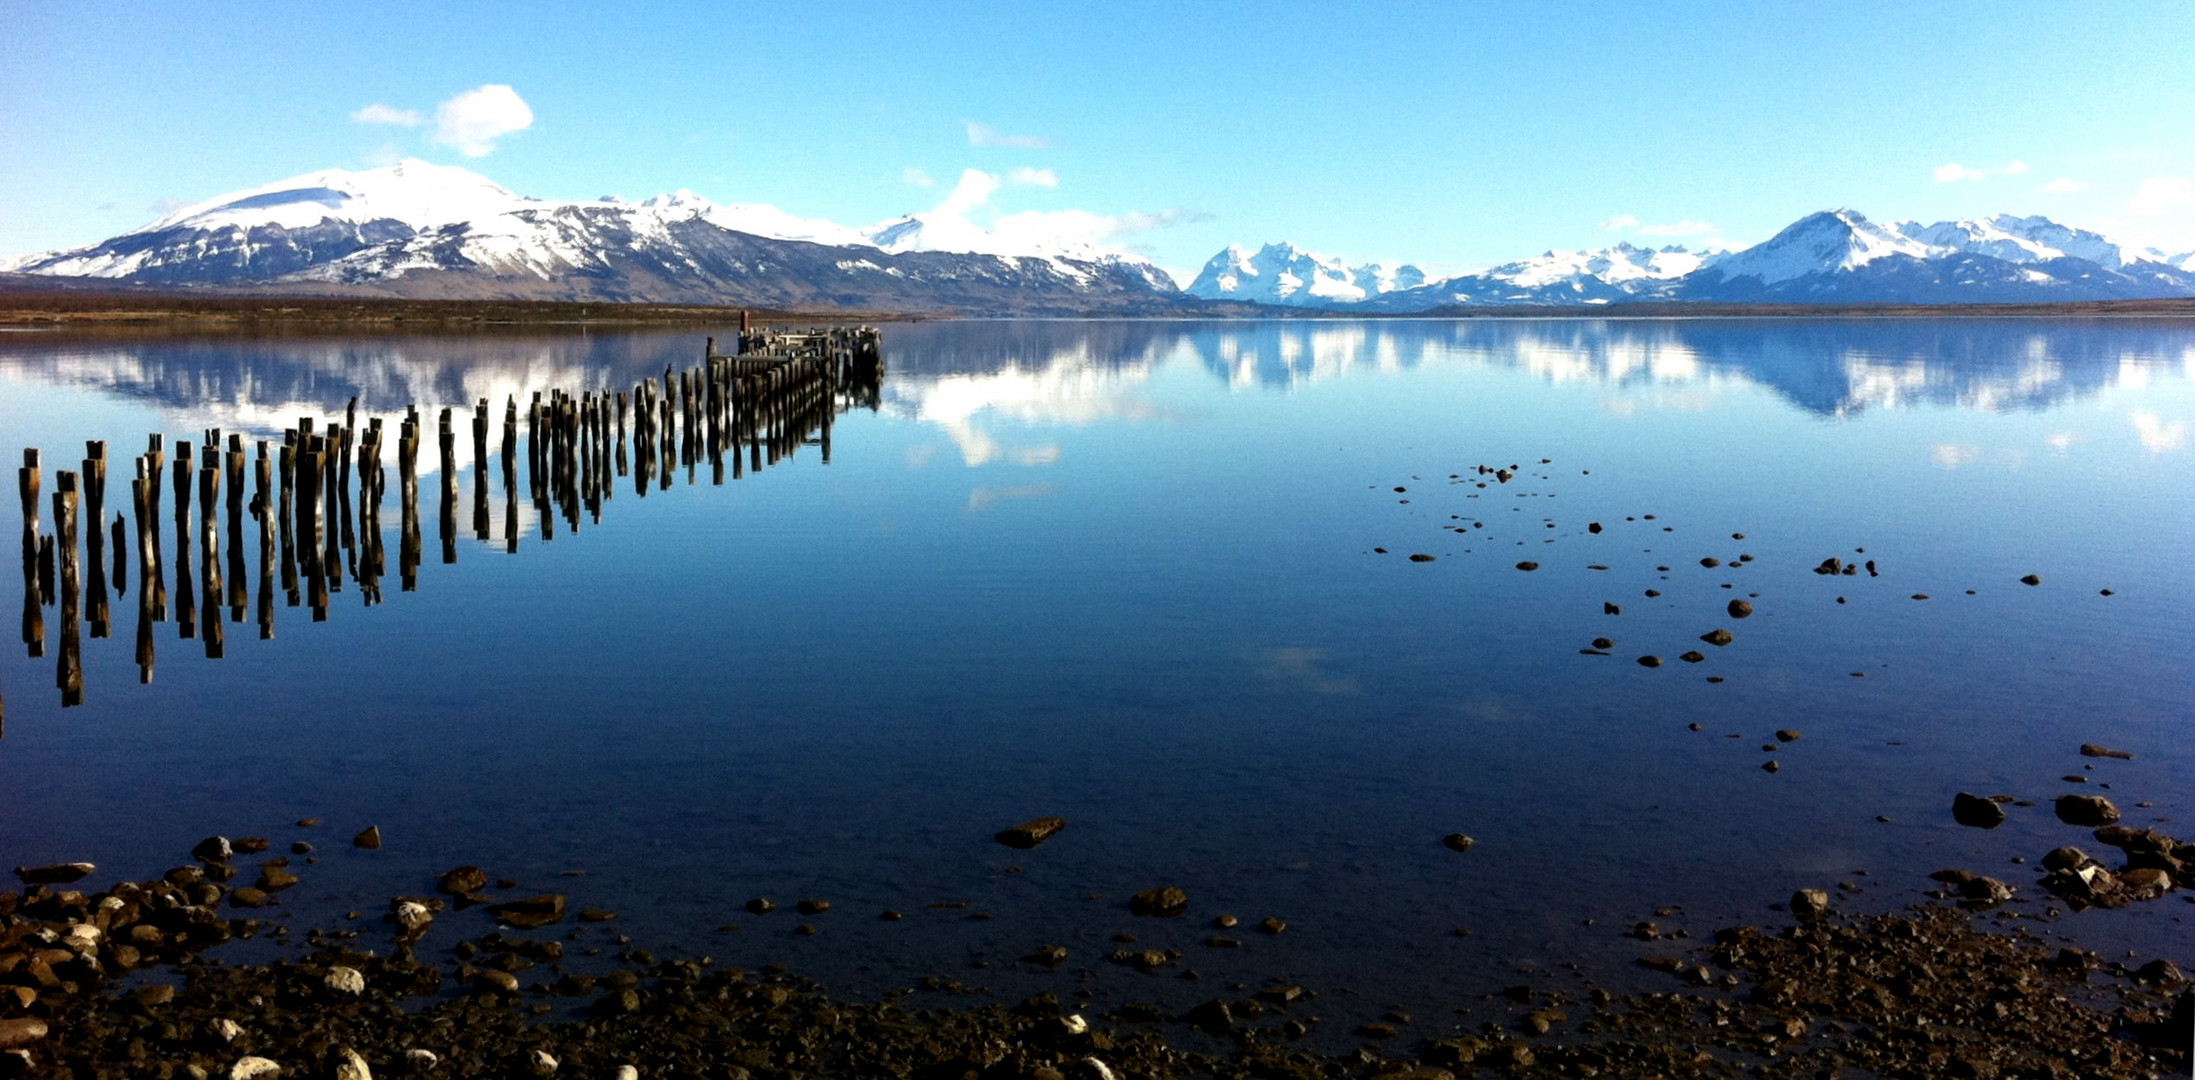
[0, 281, 912, 340]
[13, 278, 2195, 338]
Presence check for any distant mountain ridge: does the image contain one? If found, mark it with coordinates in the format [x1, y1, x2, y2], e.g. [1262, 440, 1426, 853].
[1217, 210, 2195, 311]
[0, 160, 1184, 315]
[8, 160, 2195, 312]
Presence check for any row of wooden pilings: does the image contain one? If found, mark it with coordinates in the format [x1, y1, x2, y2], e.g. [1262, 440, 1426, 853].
[5, 327, 883, 718]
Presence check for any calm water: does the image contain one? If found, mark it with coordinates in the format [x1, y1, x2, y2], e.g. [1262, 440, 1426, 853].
[0, 318, 2190, 1023]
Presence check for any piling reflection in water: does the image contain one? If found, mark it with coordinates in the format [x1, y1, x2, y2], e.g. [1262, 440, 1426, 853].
[7, 327, 882, 712]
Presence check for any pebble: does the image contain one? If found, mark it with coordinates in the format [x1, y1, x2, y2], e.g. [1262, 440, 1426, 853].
[612, 1068, 639, 1080]
[1129, 887, 1189, 917]
[325, 966, 366, 995]
[1678, 651, 1705, 663]
[333, 1048, 371, 1080]
[352, 826, 382, 850]
[1775, 729, 1802, 742]
[745, 898, 775, 915]
[1515, 561, 1538, 571]
[1636, 655, 1661, 668]
[1258, 917, 1287, 935]
[1442, 834, 1476, 853]
[2020, 574, 2041, 586]
[1761, 760, 1781, 773]
[0, 1018, 47, 1048]
[2079, 743, 2134, 760]
[1591, 637, 1613, 649]
[796, 899, 831, 915]
[527, 1049, 559, 1076]
[1212, 914, 1238, 928]
[436, 866, 488, 896]
[404, 1051, 438, 1072]
[1699, 557, 1720, 568]
[1790, 889, 1830, 922]
[1726, 599, 1752, 618]
[229, 1058, 281, 1080]
[1408, 553, 1435, 562]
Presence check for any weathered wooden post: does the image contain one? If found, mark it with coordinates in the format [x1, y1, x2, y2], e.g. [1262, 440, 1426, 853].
[399, 412, 421, 591]
[54, 471, 82, 706]
[200, 462, 225, 661]
[439, 407, 457, 564]
[473, 398, 491, 541]
[255, 443, 275, 640]
[171, 450, 195, 640]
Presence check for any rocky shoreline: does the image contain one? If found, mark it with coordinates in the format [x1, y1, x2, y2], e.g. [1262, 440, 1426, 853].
[4, 810, 2191, 1080]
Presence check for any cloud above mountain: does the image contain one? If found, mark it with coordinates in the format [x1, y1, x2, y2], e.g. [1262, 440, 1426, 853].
[431, 85, 534, 157]
[352, 85, 533, 158]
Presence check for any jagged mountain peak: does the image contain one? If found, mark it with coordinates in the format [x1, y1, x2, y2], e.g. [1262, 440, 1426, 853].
[1184, 241, 1425, 306]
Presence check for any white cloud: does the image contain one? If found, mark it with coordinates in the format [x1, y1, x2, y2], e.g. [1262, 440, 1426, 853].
[1599, 214, 1715, 238]
[2127, 176, 2195, 216]
[901, 167, 935, 188]
[937, 168, 1002, 217]
[1935, 160, 2032, 183]
[352, 103, 424, 127]
[965, 120, 1055, 149]
[1637, 219, 1717, 238]
[1006, 166, 1059, 188]
[430, 84, 534, 158]
[901, 168, 1209, 258]
[2044, 178, 2091, 194]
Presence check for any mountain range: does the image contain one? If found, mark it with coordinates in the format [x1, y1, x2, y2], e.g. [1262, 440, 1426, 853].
[8, 160, 2195, 313]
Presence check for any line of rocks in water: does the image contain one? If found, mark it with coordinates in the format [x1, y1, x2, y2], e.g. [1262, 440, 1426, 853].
[1368, 461, 2117, 695]
[3, 813, 2191, 1080]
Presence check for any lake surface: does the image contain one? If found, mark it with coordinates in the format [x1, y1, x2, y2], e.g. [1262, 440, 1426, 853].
[0, 318, 2190, 1025]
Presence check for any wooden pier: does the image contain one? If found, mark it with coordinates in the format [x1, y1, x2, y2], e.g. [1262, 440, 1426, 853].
[3, 323, 883, 714]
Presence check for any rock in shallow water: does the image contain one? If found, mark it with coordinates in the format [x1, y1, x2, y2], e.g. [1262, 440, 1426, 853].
[485, 895, 567, 928]
[995, 817, 1067, 849]
[1442, 834, 1476, 853]
[11, 862, 93, 886]
[1129, 887, 1188, 917]
[1952, 792, 2006, 829]
[2055, 795, 2121, 827]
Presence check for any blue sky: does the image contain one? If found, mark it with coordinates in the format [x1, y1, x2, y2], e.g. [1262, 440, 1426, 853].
[6, 1, 2195, 280]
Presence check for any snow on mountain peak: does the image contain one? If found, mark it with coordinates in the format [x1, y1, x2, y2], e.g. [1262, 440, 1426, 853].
[1184, 241, 1425, 305]
[1705, 208, 1933, 285]
[142, 159, 535, 235]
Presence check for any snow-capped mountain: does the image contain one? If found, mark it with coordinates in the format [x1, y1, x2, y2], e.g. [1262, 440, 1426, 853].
[1183, 243, 1426, 306]
[1895, 214, 2168, 270]
[1674, 209, 2195, 304]
[0, 160, 1185, 314]
[1357, 241, 1705, 310]
[11, 160, 2195, 312]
